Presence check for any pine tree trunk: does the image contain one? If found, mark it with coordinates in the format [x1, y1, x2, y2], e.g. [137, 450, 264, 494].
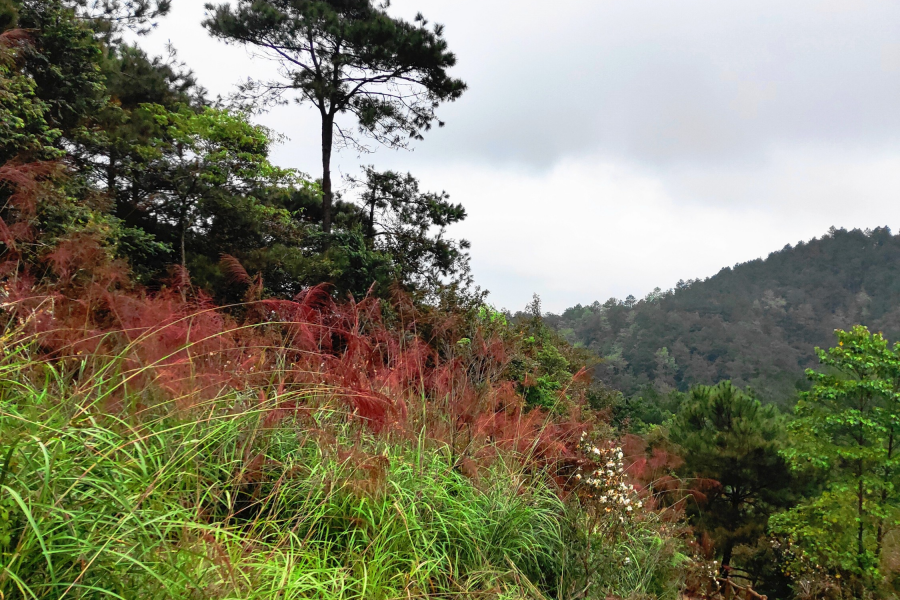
[321, 114, 334, 234]
[721, 538, 735, 573]
[179, 202, 188, 268]
[180, 223, 186, 268]
[367, 189, 376, 246]
[107, 149, 117, 202]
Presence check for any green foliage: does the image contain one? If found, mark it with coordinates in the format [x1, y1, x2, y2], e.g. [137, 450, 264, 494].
[0, 0, 109, 164]
[135, 103, 299, 265]
[773, 326, 900, 588]
[203, 0, 467, 232]
[95, 101, 341, 295]
[15, 0, 107, 139]
[561, 503, 685, 599]
[351, 167, 471, 297]
[0, 33, 61, 163]
[478, 304, 508, 327]
[668, 382, 795, 575]
[548, 227, 900, 407]
[505, 295, 598, 413]
[294, 228, 396, 300]
[611, 386, 683, 432]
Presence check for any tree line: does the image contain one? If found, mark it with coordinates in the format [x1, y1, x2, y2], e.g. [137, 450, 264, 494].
[547, 226, 900, 407]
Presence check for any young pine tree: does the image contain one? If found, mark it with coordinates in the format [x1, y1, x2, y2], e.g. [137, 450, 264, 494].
[668, 381, 794, 572]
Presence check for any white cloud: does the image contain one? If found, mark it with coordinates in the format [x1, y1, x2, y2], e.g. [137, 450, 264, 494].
[136, 0, 900, 312]
[409, 149, 900, 312]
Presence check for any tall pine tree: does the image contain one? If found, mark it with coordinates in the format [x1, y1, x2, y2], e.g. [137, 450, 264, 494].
[203, 0, 466, 233]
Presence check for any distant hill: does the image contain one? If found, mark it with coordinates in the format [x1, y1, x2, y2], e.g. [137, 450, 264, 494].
[546, 227, 900, 406]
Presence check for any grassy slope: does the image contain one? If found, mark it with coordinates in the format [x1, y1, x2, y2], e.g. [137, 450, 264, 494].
[0, 339, 682, 599]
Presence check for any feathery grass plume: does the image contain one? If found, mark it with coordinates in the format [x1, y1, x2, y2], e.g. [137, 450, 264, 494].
[1, 195, 686, 597]
[0, 349, 572, 599]
[219, 253, 252, 286]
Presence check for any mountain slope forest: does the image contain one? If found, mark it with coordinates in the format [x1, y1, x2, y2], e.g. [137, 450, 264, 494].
[548, 226, 900, 407]
[5, 1, 900, 599]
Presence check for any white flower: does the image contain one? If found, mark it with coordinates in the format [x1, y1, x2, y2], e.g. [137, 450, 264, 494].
[617, 451, 624, 459]
[626, 505, 633, 512]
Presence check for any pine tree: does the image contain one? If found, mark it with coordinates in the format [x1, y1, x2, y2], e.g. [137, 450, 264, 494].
[203, 0, 466, 233]
[669, 381, 794, 571]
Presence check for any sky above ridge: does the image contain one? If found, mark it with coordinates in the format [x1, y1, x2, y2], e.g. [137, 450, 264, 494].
[138, 0, 900, 312]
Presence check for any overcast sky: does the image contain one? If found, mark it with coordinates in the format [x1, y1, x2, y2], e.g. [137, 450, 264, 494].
[138, 0, 900, 312]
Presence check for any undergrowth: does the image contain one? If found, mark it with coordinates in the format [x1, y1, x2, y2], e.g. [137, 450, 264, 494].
[0, 374, 564, 598]
[0, 342, 684, 600]
[0, 240, 685, 598]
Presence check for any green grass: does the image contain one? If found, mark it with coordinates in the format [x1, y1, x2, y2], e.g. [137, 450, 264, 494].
[0, 354, 568, 599]
[0, 343, 684, 599]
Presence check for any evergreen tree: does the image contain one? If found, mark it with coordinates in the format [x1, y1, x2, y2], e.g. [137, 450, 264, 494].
[0, 22, 61, 163]
[14, 0, 107, 142]
[668, 381, 794, 571]
[73, 0, 172, 39]
[203, 0, 466, 233]
[352, 166, 469, 294]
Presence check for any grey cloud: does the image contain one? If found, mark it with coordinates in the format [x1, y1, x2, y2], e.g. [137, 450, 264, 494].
[138, 0, 900, 311]
[145, 0, 900, 171]
[390, 0, 900, 169]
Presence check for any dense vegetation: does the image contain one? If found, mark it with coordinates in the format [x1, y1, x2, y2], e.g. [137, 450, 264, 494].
[0, 1, 685, 598]
[548, 226, 900, 406]
[4, 1, 900, 598]
[0, 0, 475, 305]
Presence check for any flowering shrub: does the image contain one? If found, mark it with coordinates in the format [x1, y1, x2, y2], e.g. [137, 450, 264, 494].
[556, 432, 685, 599]
[574, 432, 643, 516]
[681, 558, 721, 596]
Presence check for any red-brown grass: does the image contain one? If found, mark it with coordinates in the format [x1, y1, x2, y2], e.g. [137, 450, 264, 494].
[0, 159, 619, 484]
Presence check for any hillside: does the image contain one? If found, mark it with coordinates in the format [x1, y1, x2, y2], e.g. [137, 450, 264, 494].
[0, 3, 691, 597]
[8, 1, 900, 596]
[546, 226, 900, 405]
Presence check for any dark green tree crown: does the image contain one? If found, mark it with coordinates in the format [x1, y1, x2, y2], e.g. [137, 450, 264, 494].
[203, 0, 466, 150]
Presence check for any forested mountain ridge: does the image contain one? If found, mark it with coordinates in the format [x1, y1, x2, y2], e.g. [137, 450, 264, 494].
[546, 226, 900, 405]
